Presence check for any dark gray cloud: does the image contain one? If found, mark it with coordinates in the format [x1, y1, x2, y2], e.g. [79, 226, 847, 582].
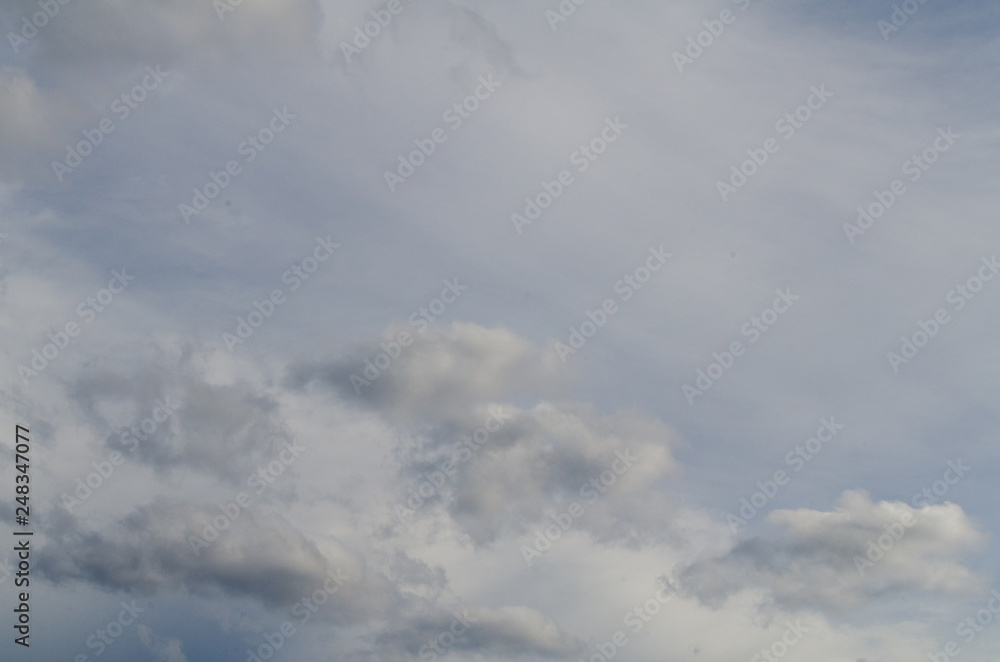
[37, 498, 361, 608]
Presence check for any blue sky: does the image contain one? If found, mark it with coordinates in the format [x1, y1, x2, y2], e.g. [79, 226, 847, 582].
[1, 1, 999, 661]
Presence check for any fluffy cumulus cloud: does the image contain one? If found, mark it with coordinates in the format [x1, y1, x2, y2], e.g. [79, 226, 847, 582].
[19, 330, 605, 659]
[292, 321, 679, 547]
[412, 400, 678, 546]
[1, 0, 999, 660]
[675, 490, 985, 613]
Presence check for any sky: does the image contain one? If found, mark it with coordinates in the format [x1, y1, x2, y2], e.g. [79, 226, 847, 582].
[1, 0, 999, 661]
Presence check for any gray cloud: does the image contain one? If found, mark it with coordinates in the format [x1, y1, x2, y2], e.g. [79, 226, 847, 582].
[401, 401, 678, 546]
[288, 322, 569, 424]
[68, 357, 296, 488]
[675, 490, 985, 613]
[373, 603, 582, 660]
[37, 498, 364, 608]
[294, 321, 680, 546]
[2, 0, 1000, 659]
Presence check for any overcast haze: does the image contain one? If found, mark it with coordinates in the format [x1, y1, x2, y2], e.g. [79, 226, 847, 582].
[1, 1, 999, 661]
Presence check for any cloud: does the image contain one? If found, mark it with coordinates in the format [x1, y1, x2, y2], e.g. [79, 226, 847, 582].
[2, 0, 999, 659]
[288, 321, 568, 424]
[292, 321, 680, 546]
[372, 603, 582, 660]
[675, 490, 985, 613]
[396, 401, 679, 546]
[36, 485, 583, 660]
[29, 328, 604, 660]
[36, 497, 374, 610]
[67, 357, 297, 488]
